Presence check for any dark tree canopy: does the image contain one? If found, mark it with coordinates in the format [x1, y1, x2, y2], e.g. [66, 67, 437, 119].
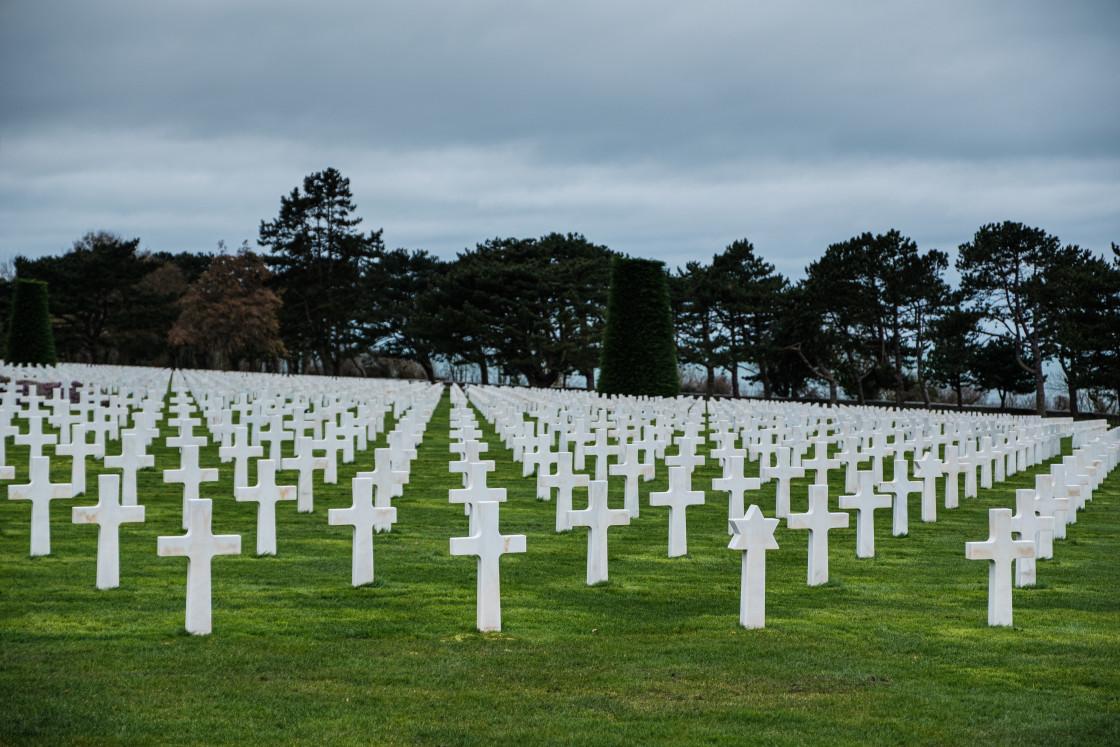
[169, 245, 285, 370]
[429, 233, 612, 388]
[259, 167, 385, 376]
[598, 256, 679, 398]
[4, 278, 57, 365]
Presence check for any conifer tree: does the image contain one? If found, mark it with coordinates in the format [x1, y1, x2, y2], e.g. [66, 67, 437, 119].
[598, 257, 679, 397]
[5, 278, 57, 365]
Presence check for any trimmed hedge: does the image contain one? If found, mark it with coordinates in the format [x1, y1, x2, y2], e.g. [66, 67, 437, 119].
[5, 278, 57, 365]
[597, 256, 679, 397]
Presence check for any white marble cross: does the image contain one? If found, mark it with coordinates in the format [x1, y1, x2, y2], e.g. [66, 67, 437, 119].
[449, 460, 507, 535]
[712, 453, 761, 534]
[649, 464, 706, 557]
[914, 449, 944, 523]
[281, 436, 329, 513]
[609, 443, 654, 518]
[666, 434, 705, 472]
[355, 447, 408, 532]
[72, 473, 145, 588]
[15, 414, 57, 459]
[761, 445, 804, 518]
[584, 428, 620, 481]
[567, 479, 630, 585]
[218, 425, 263, 490]
[157, 497, 241, 635]
[942, 444, 963, 509]
[838, 470, 892, 558]
[801, 438, 839, 485]
[257, 413, 294, 462]
[328, 475, 397, 586]
[163, 444, 219, 529]
[786, 484, 849, 586]
[104, 429, 155, 506]
[540, 451, 589, 532]
[728, 504, 780, 629]
[235, 459, 295, 555]
[878, 458, 921, 537]
[1032, 474, 1063, 558]
[449, 500, 526, 632]
[54, 423, 104, 496]
[1011, 488, 1054, 588]
[965, 507, 1035, 626]
[8, 455, 73, 556]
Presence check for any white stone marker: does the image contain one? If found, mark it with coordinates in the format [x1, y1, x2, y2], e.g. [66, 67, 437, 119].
[54, 423, 104, 496]
[164, 444, 219, 529]
[762, 446, 804, 518]
[355, 447, 408, 532]
[72, 473, 145, 589]
[965, 507, 1035, 626]
[838, 470, 892, 558]
[649, 464, 706, 558]
[609, 443, 654, 518]
[712, 453, 761, 534]
[567, 479, 630, 585]
[157, 497, 241, 635]
[914, 449, 944, 523]
[1011, 488, 1054, 588]
[541, 451, 589, 532]
[728, 504, 780, 629]
[329, 475, 397, 586]
[281, 436, 329, 513]
[449, 460, 507, 535]
[786, 484, 849, 586]
[8, 455, 73, 556]
[218, 425, 263, 490]
[449, 500, 526, 632]
[104, 430, 155, 506]
[1033, 474, 1059, 560]
[879, 458, 921, 537]
[942, 445, 963, 509]
[235, 459, 295, 555]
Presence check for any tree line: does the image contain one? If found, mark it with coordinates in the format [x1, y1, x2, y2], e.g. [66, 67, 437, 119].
[4, 168, 1118, 415]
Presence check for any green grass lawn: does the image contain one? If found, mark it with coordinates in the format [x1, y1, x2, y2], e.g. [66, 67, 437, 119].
[2, 390, 1118, 745]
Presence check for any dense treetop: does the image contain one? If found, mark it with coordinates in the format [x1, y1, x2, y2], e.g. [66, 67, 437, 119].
[4, 170, 1118, 415]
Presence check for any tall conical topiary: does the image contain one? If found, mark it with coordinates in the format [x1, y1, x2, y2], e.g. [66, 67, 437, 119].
[597, 256, 679, 397]
[5, 278, 57, 365]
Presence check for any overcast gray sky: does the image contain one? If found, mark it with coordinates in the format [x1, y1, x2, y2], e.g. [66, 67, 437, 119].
[1, 0, 1117, 277]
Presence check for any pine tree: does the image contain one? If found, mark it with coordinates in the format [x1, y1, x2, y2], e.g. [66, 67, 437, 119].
[5, 278, 57, 365]
[598, 257, 679, 397]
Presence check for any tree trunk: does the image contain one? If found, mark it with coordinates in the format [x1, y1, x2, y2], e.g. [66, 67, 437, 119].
[730, 363, 740, 397]
[1029, 331, 1046, 415]
[705, 365, 715, 395]
[583, 369, 595, 390]
[760, 363, 772, 400]
[479, 360, 490, 385]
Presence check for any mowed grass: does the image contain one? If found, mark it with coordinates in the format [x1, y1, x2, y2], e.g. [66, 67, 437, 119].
[2, 390, 1118, 745]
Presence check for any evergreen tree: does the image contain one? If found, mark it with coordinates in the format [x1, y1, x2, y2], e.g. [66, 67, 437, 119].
[956, 222, 1058, 415]
[259, 168, 384, 375]
[598, 257, 679, 398]
[5, 278, 57, 365]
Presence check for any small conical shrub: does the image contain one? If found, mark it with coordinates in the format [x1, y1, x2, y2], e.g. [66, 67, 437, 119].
[5, 278, 57, 365]
[597, 256, 679, 397]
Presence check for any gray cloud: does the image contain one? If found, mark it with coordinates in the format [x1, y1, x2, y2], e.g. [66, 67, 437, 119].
[1, 0, 1118, 269]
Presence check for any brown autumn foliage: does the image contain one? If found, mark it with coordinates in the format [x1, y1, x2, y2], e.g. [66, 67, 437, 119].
[169, 247, 285, 367]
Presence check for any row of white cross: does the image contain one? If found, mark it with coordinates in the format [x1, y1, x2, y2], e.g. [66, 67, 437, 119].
[453, 384, 1118, 629]
[3, 361, 1118, 633]
[2, 364, 441, 634]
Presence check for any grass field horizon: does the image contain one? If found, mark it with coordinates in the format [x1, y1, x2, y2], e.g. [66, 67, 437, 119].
[2, 388, 1118, 745]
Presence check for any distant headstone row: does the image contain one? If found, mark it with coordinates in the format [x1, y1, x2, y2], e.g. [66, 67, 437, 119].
[3, 361, 1117, 634]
